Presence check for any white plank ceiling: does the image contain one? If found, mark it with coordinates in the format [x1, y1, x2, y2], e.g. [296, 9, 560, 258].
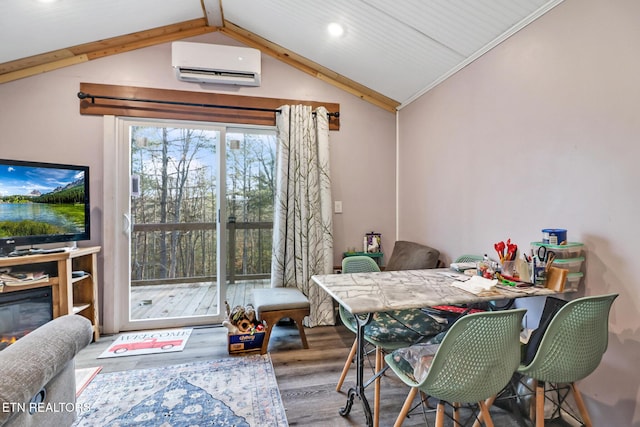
[0, 0, 564, 108]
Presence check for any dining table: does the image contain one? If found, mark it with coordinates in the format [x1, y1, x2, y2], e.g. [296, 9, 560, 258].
[311, 268, 556, 427]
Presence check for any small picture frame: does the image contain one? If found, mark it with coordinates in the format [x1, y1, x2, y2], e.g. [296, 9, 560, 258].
[366, 232, 382, 253]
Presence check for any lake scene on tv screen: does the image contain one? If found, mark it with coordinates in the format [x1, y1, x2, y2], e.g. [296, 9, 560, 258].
[0, 164, 86, 238]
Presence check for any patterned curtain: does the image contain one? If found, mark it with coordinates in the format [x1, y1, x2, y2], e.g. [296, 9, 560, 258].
[271, 105, 335, 327]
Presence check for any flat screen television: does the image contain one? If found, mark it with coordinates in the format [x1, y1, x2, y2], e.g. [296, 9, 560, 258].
[0, 159, 90, 255]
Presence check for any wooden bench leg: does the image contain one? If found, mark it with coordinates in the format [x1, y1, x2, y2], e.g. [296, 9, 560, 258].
[258, 308, 310, 354]
[260, 312, 278, 355]
[291, 312, 310, 349]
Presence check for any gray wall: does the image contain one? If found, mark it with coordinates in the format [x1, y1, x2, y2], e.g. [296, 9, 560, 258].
[398, 0, 639, 424]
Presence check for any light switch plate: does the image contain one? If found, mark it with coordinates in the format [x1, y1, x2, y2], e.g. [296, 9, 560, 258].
[334, 201, 343, 213]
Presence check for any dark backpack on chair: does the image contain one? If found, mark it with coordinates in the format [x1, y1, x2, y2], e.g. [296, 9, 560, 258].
[522, 296, 568, 365]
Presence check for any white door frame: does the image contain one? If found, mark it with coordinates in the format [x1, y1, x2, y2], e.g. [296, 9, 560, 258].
[103, 116, 227, 332]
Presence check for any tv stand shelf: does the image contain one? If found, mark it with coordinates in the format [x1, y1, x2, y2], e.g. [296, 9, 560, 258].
[0, 246, 101, 341]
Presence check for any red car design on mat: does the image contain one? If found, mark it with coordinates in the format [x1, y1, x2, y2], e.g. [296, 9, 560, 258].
[110, 338, 183, 354]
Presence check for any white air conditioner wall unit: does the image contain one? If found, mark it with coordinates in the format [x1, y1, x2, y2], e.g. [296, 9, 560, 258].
[171, 42, 261, 86]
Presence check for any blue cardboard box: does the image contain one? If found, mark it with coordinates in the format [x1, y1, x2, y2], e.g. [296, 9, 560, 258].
[228, 331, 265, 354]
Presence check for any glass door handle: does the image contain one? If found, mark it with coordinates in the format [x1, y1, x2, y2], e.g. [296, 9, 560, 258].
[123, 213, 131, 234]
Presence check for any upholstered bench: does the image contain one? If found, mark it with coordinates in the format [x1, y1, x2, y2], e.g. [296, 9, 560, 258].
[253, 288, 310, 354]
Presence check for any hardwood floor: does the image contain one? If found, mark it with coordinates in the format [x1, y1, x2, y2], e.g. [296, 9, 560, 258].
[75, 323, 543, 426]
[129, 279, 270, 319]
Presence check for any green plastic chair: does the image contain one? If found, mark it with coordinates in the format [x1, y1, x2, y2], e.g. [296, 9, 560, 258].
[336, 255, 445, 427]
[385, 308, 527, 427]
[517, 293, 618, 427]
[454, 254, 484, 263]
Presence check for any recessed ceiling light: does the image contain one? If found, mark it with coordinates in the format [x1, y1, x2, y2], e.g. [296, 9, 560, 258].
[37, 0, 59, 3]
[327, 22, 345, 38]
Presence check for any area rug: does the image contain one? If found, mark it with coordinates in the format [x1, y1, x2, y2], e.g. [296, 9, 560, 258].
[75, 366, 102, 397]
[72, 354, 288, 427]
[98, 328, 192, 359]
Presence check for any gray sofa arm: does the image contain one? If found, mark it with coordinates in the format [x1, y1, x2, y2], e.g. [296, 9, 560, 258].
[0, 315, 93, 426]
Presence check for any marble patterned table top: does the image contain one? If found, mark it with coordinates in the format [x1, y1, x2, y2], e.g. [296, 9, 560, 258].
[312, 268, 554, 314]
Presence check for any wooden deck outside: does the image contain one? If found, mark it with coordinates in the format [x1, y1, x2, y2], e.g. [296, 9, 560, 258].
[130, 279, 270, 320]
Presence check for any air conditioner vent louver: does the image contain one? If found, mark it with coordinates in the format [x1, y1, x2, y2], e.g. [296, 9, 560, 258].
[171, 42, 261, 87]
[178, 68, 257, 79]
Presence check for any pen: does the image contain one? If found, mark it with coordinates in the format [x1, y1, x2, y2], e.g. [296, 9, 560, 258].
[516, 281, 535, 287]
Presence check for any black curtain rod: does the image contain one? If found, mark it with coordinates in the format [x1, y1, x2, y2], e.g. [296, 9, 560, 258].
[77, 92, 339, 118]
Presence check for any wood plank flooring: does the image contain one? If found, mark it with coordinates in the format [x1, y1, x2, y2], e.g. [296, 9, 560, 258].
[130, 279, 269, 319]
[75, 323, 545, 426]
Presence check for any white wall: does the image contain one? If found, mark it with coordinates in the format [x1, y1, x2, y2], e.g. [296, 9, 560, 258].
[398, 0, 640, 424]
[0, 31, 397, 322]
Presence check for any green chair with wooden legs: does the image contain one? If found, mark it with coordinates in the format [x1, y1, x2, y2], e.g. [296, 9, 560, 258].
[385, 308, 527, 427]
[336, 255, 445, 427]
[517, 293, 618, 427]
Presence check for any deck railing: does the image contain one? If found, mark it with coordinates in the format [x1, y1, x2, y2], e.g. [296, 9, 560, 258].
[131, 219, 273, 286]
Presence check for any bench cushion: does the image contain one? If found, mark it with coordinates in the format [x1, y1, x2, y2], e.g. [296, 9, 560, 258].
[253, 288, 310, 317]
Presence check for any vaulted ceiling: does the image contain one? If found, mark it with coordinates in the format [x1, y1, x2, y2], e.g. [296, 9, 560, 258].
[0, 0, 564, 111]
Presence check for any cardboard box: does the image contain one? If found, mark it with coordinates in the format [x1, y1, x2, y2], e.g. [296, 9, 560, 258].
[228, 331, 265, 354]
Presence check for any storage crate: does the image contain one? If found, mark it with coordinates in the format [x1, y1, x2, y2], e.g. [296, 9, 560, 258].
[564, 272, 584, 292]
[551, 256, 585, 273]
[530, 242, 584, 259]
[228, 331, 265, 354]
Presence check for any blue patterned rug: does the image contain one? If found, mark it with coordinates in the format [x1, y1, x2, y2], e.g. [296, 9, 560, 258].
[73, 354, 288, 426]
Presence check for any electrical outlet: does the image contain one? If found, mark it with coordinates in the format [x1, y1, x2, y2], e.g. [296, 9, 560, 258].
[334, 201, 343, 213]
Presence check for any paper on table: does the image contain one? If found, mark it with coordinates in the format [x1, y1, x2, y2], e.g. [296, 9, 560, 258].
[451, 275, 498, 295]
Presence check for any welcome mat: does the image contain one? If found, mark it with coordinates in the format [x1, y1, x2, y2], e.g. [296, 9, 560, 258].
[98, 328, 192, 359]
[75, 366, 102, 397]
[72, 355, 288, 427]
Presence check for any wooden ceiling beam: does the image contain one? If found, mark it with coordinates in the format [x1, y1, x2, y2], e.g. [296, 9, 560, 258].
[0, 19, 216, 84]
[72, 19, 215, 60]
[219, 21, 400, 113]
[0, 12, 399, 113]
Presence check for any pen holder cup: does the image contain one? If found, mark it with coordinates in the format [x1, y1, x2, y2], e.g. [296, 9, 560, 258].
[516, 259, 530, 280]
[533, 262, 546, 284]
[501, 261, 517, 277]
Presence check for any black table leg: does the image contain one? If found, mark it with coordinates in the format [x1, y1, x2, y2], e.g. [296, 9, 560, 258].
[339, 312, 373, 426]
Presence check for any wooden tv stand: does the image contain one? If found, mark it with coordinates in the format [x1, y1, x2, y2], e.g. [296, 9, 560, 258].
[0, 246, 101, 341]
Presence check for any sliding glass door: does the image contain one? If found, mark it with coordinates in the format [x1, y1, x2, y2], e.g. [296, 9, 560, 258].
[128, 123, 222, 327]
[113, 118, 275, 331]
[224, 129, 276, 306]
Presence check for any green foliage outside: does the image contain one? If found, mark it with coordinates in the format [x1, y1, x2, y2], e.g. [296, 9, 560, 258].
[130, 126, 276, 282]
